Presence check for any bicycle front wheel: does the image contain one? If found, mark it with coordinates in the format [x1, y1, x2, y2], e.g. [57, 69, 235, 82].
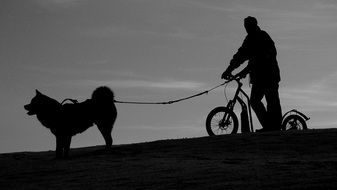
[206, 107, 238, 136]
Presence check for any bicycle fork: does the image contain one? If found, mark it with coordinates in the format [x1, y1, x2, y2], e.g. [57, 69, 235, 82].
[219, 100, 235, 130]
[222, 91, 254, 133]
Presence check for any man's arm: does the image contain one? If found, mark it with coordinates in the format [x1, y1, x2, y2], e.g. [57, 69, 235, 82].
[236, 63, 250, 79]
[222, 36, 250, 79]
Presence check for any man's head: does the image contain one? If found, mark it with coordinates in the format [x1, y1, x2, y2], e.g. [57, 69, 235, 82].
[244, 16, 259, 34]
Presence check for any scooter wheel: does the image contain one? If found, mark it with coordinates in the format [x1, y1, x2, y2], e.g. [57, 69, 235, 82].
[281, 115, 307, 131]
[206, 107, 238, 136]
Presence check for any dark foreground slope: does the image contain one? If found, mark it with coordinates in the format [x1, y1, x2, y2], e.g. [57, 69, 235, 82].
[2, 129, 337, 190]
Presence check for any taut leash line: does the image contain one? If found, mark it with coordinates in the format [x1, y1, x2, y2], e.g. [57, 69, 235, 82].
[113, 82, 227, 105]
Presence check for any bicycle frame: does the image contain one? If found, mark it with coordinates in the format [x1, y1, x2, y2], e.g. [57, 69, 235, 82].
[224, 79, 254, 133]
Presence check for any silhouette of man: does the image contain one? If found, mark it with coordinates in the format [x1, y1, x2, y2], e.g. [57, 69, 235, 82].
[221, 16, 282, 132]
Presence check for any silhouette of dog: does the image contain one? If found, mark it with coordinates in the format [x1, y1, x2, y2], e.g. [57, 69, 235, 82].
[24, 86, 117, 158]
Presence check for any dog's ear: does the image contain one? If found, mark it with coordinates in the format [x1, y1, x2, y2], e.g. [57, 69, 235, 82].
[35, 89, 42, 95]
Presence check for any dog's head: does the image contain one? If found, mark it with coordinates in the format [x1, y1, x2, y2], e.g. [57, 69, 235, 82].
[24, 90, 50, 116]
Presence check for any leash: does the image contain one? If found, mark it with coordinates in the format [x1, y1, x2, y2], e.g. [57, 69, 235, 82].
[113, 82, 227, 105]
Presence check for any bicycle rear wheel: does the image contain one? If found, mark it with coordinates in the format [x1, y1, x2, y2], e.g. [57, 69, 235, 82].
[281, 115, 307, 131]
[206, 107, 238, 136]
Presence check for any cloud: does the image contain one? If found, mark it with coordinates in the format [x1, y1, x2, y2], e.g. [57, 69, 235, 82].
[280, 88, 337, 111]
[313, 1, 337, 11]
[280, 71, 337, 111]
[182, 0, 231, 13]
[82, 23, 223, 41]
[70, 78, 205, 91]
[34, 0, 85, 9]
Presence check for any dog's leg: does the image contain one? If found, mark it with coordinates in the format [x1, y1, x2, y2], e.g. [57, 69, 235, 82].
[55, 135, 63, 159]
[97, 124, 113, 150]
[63, 136, 72, 158]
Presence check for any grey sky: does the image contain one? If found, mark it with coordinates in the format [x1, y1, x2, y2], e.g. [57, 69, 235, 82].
[1, 0, 337, 153]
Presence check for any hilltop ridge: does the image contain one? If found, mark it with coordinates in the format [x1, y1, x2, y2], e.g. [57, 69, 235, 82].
[1, 129, 337, 189]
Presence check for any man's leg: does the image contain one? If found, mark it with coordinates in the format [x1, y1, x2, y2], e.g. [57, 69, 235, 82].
[265, 83, 282, 131]
[250, 85, 269, 130]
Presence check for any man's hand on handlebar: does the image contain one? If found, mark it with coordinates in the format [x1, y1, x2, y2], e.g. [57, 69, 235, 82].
[221, 63, 248, 80]
[222, 74, 234, 80]
[235, 71, 247, 80]
[221, 70, 232, 80]
[221, 72, 246, 81]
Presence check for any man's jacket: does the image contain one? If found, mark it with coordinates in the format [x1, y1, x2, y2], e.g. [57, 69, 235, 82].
[229, 28, 281, 85]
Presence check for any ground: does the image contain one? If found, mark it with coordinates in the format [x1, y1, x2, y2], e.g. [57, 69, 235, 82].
[1, 129, 337, 189]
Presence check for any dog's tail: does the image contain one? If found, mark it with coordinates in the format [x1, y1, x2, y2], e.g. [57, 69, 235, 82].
[92, 86, 114, 102]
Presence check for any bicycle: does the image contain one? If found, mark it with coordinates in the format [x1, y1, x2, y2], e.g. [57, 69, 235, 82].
[205, 76, 310, 136]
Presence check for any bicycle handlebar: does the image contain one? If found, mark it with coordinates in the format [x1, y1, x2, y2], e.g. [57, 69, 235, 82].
[223, 74, 244, 84]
